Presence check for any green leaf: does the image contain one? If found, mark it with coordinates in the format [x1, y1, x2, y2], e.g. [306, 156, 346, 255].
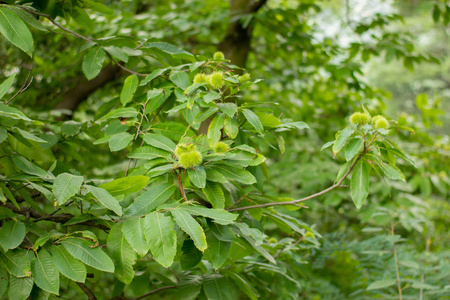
[205, 168, 228, 183]
[179, 206, 237, 225]
[217, 103, 237, 117]
[333, 128, 354, 154]
[242, 109, 263, 134]
[0, 266, 8, 297]
[5, 6, 48, 32]
[203, 274, 235, 300]
[205, 230, 230, 269]
[379, 163, 406, 182]
[144, 42, 196, 61]
[202, 182, 225, 209]
[107, 223, 136, 284]
[0, 103, 31, 121]
[188, 167, 206, 189]
[120, 75, 139, 106]
[351, 160, 370, 209]
[125, 182, 176, 216]
[98, 107, 139, 122]
[180, 238, 203, 270]
[128, 146, 172, 160]
[16, 128, 48, 144]
[254, 112, 282, 128]
[53, 173, 84, 205]
[99, 175, 149, 196]
[345, 138, 364, 161]
[61, 238, 114, 273]
[214, 164, 257, 185]
[144, 212, 177, 267]
[0, 73, 15, 100]
[208, 114, 225, 147]
[171, 208, 207, 252]
[85, 185, 123, 216]
[0, 249, 30, 277]
[0, 127, 7, 143]
[51, 245, 86, 283]
[12, 155, 48, 178]
[31, 250, 60, 295]
[140, 68, 168, 86]
[169, 70, 190, 89]
[109, 132, 133, 152]
[8, 276, 33, 300]
[224, 117, 239, 139]
[0, 182, 19, 209]
[0, 219, 25, 251]
[82, 46, 106, 80]
[228, 273, 259, 300]
[104, 46, 128, 62]
[0, 7, 34, 56]
[143, 133, 177, 152]
[121, 217, 148, 257]
[366, 279, 397, 290]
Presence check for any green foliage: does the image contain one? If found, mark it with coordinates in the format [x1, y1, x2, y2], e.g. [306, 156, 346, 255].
[0, 0, 448, 299]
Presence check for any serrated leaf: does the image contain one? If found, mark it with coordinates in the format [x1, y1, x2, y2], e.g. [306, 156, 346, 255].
[12, 155, 48, 178]
[345, 138, 364, 161]
[203, 274, 234, 300]
[202, 182, 225, 209]
[179, 206, 237, 225]
[214, 164, 257, 185]
[86, 185, 123, 216]
[126, 182, 176, 216]
[82, 46, 106, 80]
[0, 73, 15, 100]
[207, 114, 225, 147]
[217, 103, 237, 117]
[379, 163, 405, 182]
[0, 7, 34, 56]
[366, 279, 397, 290]
[121, 217, 148, 257]
[171, 208, 207, 252]
[144, 212, 177, 267]
[169, 70, 190, 89]
[0, 249, 30, 277]
[98, 107, 139, 122]
[0, 219, 26, 251]
[120, 75, 139, 106]
[0, 103, 31, 121]
[61, 238, 114, 273]
[188, 167, 206, 188]
[242, 109, 263, 134]
[205, 168, 228, 183]
[224, 117, 239, 138]
[53, 173, 84, 205]
[143, 133, 177, 152]
[107, 223, 136, 284]
[31, 250, 59, 295]
[206, 230, 230, 269]
[5, 6, 48, 32]
[104, 45, 128, 62]
[333, 128, 354, 154]
[228, 272, 259, 300]
[180, 238, 203, 270]
[127, 146, 172, 160]
[99, 175, 149, 196]
[51, 245, 86, 283]
[351, 160, 370, 209]
[254, 111, 282, 128]
[109, 132, 133, 152]
[8, 276, 33, 300]
[140, 68, 168, 86]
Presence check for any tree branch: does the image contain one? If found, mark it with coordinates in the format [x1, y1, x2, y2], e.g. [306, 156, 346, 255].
[134, 286, 177, 300]
[76, 282, 97, 300]
[227, 151, 364, 212]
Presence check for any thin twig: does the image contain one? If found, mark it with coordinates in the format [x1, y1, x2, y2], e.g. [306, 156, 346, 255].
[273, 236, 304, 259]
[125, 104, 147, 176]
[177, 172, 188, 202]
[6, 69, 33, 105]
[134, 286, 177, 300]
[76, 282, 97, 300]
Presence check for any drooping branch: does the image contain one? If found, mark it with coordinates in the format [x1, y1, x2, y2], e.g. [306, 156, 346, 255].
[76, 282, 97, 300]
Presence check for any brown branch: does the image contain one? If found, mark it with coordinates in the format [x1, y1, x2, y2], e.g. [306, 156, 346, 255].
[76, 282, 97, 300]
[0, 202, 109, 231]
[134, 286, 177, 300]
[227, 151, 365, 212]
[177, 172, 189, 202]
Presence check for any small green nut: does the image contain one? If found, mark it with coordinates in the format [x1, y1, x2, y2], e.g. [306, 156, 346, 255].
[238, 73, 251, 83]
[179, 150, 203, 169]
[213, 51, 225, 60]
[193, 73, 208, 84]
[207, 71, 225, 89]
[372, 115, 389, 129]
[213, 141, 230, 153]
[175, 143, 197, 158]
[350, 112, 370, 125]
